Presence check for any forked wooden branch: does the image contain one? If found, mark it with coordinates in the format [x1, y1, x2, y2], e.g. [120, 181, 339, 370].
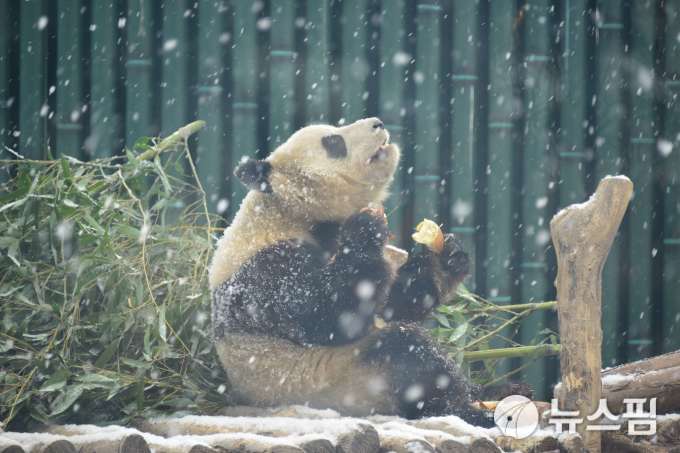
[550, 175, 633, 453]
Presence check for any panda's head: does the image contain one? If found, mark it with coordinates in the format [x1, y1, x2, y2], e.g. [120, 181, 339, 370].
[234, 117, 400, 222]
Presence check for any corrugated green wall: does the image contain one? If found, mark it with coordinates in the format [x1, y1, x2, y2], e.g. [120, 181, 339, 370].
[1, 0, 679, 399]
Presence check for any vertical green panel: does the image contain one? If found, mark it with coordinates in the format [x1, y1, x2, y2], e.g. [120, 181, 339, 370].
[19, 0, 48, 159]
[450, 0, 479, 273]
[56, 0, 84, 157]
[90, 1, 119, 158]
[662, 2, 680, 352]
[230, 0, 258, 209]
[0, 0, 9, 166]
[413, 4, 441, 223]
[519, 0, 552, 399]
[379, 0, 406, 242]
[484, 1, 516, 380]
[160, 0, 190, 135]
[125, 0, 155, 146]
[340, 0, 369, 122]
[594, 0, 625, 364]
[196, 2, 226, 212]
[626, 0, 655, 361]
[305, 1, 330, 123]
[484, 1, 514, 307]
[269, 0, 295, 147]
[559, 0, 588, 204]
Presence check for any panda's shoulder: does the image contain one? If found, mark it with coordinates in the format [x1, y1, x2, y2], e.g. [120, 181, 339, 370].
[246, 238, 324, 269]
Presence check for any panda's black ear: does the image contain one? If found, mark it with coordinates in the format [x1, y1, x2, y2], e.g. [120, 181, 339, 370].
[234, 158, 273, 193]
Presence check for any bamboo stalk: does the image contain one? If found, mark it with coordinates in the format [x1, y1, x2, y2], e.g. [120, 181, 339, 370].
[137, 121, 206, 161]
[463, 308, 532, 351]
[462, 301, 557, 314]
[462, 344, 561, 361]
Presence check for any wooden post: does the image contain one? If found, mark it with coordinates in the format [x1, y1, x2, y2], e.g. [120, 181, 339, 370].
[550, 175, 633, 453]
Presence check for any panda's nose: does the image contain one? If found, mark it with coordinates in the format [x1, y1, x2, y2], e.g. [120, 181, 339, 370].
[372, 119, 385, 130]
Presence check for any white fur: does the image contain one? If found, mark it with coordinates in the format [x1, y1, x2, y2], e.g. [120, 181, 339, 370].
[209, 118, 400, 289]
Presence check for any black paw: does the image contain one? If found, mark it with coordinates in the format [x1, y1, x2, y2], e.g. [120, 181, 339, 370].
[439, 234, 470, 282]
[340, 207, 390, 252]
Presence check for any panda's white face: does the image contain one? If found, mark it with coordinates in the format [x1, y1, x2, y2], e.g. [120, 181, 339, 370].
[265, 117, 401, 221]
[271, 118, 398, 183]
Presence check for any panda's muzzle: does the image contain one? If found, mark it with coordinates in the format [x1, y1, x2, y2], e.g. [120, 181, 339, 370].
[367, 137, 390, 164]
[367, 147, 389, 164]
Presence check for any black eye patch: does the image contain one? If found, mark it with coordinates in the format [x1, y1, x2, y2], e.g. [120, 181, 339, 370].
[321, 134, 348, 159]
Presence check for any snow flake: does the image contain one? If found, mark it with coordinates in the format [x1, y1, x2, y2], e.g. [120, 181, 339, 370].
[392, 51, 411, 67]
[37, 16, 48, 31]
[355, 280, 375, 300]
[163, 39, 178, 52]
[257, 17, 272, 31]
[216, 198, 230, 214]
[657, 139, 673, 157]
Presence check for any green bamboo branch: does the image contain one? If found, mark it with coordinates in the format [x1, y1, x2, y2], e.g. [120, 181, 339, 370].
[462, 301, 557, 314]
[137, 120, 206, 161]
[463, 309, 532, 351]
[463, 344, 561, 361]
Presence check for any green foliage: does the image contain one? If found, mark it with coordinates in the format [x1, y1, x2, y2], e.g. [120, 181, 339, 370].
[0, 124, 228, 430]
[430, 286, 559, 387]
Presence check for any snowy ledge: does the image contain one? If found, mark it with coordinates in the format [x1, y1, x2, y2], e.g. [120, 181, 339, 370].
[0, 405, 583, 453]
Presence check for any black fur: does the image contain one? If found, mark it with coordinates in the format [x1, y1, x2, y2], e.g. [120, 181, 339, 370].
[212, 209, 486, 423]
[213, 210, 391, 345]
[383, 234, 470, 323]
[234, 158, 272, 193]
[309, 221, 341, 257]
[383, 250, 440, 322]
[321, 134, 348, 159]
[361, 324, 492, 425]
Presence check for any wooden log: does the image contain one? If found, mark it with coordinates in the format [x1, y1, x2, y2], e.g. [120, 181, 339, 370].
[378, 435, 435, 453]
[601, 350, 680, 414]
[468, 437, 502, 453]
[336, 424, 379, 453]
[374, 421, 469, 453]
[201, 438, 302, 453]
[601, 432, 680, 453]
[187, 446, 218, 453]
[409, 419, 476, 438]
[41, 440, 76, 453]
[493, 435, 559, 452]
[657, 416, 680, 445]
[297, 438, 335, 453]
[550, 175, 633, 453]
[557, 433, 585, 453]
[0, 440, 25, 453]
[76, 434, 150, 453]
[432, 439, 467, 453]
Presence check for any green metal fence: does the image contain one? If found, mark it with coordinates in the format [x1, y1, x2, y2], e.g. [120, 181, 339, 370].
[1, 0, 679, 399]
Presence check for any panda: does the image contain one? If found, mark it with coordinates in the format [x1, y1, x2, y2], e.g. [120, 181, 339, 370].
[209, 117, 491, 426]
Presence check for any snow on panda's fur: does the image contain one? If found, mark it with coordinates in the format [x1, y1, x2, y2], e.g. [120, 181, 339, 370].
[209, 118, 490, 425]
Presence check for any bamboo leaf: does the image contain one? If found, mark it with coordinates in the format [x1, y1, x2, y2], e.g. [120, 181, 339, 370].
[38, 369, 70, 393]
[49, 385, 84, 416]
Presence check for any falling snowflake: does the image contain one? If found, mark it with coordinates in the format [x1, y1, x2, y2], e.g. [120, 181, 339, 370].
[657, 139, 673, 157]
[163, 39, 178, 52]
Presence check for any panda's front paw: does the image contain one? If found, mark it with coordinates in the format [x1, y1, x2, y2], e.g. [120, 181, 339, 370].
[439, 233, 470, 282]
[340, 207, 390, 253]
